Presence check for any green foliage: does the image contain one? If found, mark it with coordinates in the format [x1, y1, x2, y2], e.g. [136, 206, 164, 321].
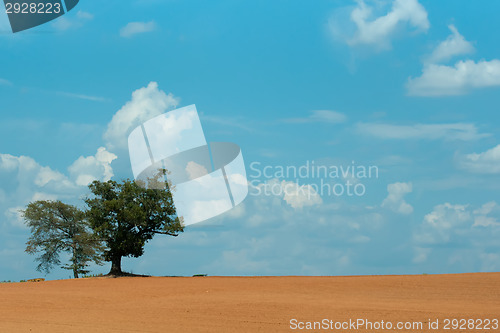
[23, 200, 104, 278]
[85, 175, 183, 274]
[81, 273, 104, 278]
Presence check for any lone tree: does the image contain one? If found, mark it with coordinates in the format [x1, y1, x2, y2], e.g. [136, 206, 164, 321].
[24, 200, 103, 278]
[85, 177, 183, 276]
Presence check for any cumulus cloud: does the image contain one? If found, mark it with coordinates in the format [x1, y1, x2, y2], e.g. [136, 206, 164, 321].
[253, 179, 323, 210]
[473, 201, 497, 216]
[0, 154, 74, 194]
[426, 25, 475, 64]
[104, 82, 179, 150]
[186, 161, 208, 181]
[473, 215, 499, 228]
[412, 201, 500, 267]
[408, 25, 500, 96]
[330, 0, 429, 49]
[31, 192, 58, 202]
[164, 183, 387, 276]
[0, 148, 115, 277]
[381, 182, 413, 214]
[473, 202, 500, 227]
[147, 174, 500, 276]
[68, 147, 117, 186]
[414, 203, 471, 244]
[414, 201, 499, 243]
[0, 148, 117, 229]
[0, 154, 73, 228]
[35, 166, 70, 187]
[4, 206, 25, 228]
[120, 21, 157, 38]
[282, 181, 323, 209]
[1, 83, 179, 231]
[284, 110, 347, 124]
[357, 122, 489, 141]
[408, 60, 500, 96]
[457, 144, 500, 174]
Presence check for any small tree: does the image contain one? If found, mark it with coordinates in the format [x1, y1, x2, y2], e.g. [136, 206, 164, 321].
[85, 176, 183, 276]
[24, 200, 103, 278]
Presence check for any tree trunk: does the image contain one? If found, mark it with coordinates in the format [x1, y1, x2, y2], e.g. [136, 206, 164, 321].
[109, 255, 122, 275]
[71, 239, 78, 278]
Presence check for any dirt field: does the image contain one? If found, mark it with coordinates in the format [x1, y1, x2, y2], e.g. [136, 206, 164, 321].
[0, 273, 499, 332]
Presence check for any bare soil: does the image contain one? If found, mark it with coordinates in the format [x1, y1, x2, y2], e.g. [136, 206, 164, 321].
[0, 273, 498, 332]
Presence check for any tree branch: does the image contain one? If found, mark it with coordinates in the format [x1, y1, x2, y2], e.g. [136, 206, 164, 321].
[154, 231, 178, 237]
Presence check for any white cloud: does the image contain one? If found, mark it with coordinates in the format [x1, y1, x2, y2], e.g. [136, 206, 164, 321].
[252, 179, 323, 210]
[0, 148, 118, 229]
[357, 122, 488, 141]
[426, 25, 474, 64]
[284, 110, 347, 124]
[0, 154, 37, 172]
[414, 200, 499, 242]
[473, 201, 497, 216]
[31, 192, 58, 202]
[414, 203, 471, 244]
[408, 60, 500, 96]
[52, 10, 93, 31]
[457, 144, 500, 174]
[120, 21, 157, 38]
[35, 166, 69, 187]
[473, 215, 499, 228]
[381, 182, 413, 214]
[186, 161, 208, 180]
[408, 25, 500, 96]
[282, 181, 323, 209]
[473, 202, 500, 227]
[149, 175, 443, 276]
[4, 206, 25, 228]
[223, 202, 246, 219]
[413, 201, 500, 265]
[332, 0, 429, 49]
[181, 188, 375, 275]
[135, 172, 500, 275]
[0, 154, 74, 228]
[68, 147, 117, 186]
[104, 82, 179, 150]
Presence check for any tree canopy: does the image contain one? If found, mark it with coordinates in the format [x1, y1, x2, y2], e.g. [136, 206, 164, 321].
[24, 200, 103, 278]
[85, 177, 184, 275]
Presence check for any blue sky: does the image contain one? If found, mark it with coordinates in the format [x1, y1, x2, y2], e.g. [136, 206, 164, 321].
[1, 0, 500, 280]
